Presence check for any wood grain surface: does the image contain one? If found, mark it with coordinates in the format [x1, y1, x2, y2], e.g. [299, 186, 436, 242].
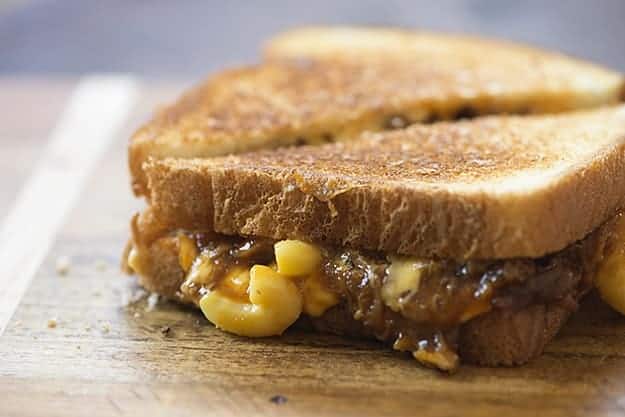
[2, 78, 625, 417]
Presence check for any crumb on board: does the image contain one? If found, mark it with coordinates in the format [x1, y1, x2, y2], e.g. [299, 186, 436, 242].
[270, 395, 288, 405]
[159, 326, 171, 336]
[47, 318, 58, 328]
[101, 322, 111, 333]
[95, 260, 107, 271]
[121, 288, 148, 307]
[145, 293, 160, 312]
[55, 256, 71, 275]
[84, 325, 92, 332]
[133, 312, 141, 318]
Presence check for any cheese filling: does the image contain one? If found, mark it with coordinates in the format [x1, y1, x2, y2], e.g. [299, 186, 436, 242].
[181, 238, 339, 337]
[170, 234, 545, 371]
[596, 213, 625, 314]
[127, 212, 619, 371]
[174, 235, 469, 369]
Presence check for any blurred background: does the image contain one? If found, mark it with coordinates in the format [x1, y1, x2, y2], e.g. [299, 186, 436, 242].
[2, 0, 625, 217]
[2, 0, 625, 79]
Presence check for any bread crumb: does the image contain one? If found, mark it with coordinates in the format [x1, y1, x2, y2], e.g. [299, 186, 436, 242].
[47, 318, 58, 328]
[55, 256, 71, 275]
[160, 326, 171, 336]
[95, 260, 107, 271]
[145, 293, 160, 312]
[133, 312, 141, 318]
[101, 322, 111, 333]
[121, 288, 147, 307]
[386, 115, 409, 130]
[84, 325, 92, 332]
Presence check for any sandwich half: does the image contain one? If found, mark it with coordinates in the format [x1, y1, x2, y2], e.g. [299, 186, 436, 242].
[126, 106, 625, 371]
[129, 27, 624, 196]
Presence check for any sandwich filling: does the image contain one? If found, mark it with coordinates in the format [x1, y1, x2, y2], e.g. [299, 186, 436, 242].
[127, 213, 623, 371]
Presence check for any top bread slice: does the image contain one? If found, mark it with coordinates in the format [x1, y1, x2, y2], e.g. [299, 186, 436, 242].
[129, 27, 624, 196]
[144, 106, 625, 260]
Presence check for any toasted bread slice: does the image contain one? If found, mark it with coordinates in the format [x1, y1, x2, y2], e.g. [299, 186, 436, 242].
[144, 106, 625, 260]
[267, 27, 620, 85]
[129, 28, 624, 196]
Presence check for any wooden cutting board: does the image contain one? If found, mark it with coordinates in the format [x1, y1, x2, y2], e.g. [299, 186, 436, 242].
[2, 77, 625, 417]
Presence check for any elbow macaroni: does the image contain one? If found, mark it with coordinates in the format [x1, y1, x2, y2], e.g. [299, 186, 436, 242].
[596, 214, 625, 314]
[190, 238, 339, 337]
[302, 272, 340, 317]
[275, 240, 322, 277]
[200, 265, 303, 337]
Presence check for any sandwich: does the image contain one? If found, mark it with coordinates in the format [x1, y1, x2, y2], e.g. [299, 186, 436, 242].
[129, 27, 624, 196]
[125, 28, 625, 371]
[126, 106, 625, 371]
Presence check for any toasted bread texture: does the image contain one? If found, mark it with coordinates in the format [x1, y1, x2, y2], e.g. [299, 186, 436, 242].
[143, 106, 625, 260]
[129, 27, 624, 196]
[124, 230, 579, 367]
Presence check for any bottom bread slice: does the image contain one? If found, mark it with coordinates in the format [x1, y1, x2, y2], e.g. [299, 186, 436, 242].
[308, 300, 572, 367]
[123, 210, 615, 370]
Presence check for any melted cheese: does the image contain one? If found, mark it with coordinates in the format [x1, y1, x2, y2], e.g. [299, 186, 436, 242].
[596, 214, 625, 314]
[382, 257, 430, 312]
[184, 238, 339, 337]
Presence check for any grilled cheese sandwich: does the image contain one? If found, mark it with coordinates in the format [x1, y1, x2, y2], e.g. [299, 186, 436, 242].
[124, 27, 625, 371]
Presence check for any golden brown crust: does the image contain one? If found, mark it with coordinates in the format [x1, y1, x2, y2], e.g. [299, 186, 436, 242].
[122, 211, 190, 302]
[144, 107, 625, 259]
[129, 28, 624, 195]
[134, 236, 186, 300]
[264, 28, 615, 81]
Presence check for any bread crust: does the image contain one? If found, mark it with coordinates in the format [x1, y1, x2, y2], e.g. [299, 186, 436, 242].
[129, 28, 624, 196]
[458, 303, 571, 366]
[144, 107, 625, 259]
[125, 233, 578, 366]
